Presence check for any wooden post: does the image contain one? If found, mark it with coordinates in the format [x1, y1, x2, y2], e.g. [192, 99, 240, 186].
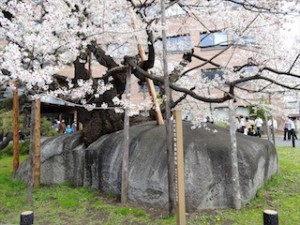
[228, 99, 241, 210]
[78, 122, 83, 130]
[263, 209, 279, 225]
[130, 9, 164, 125]
[13, 82, 20, 176]
[121, 65, 131, 204]
[173, 110, 186, 225]
[20, 211, 34, 225]
[33, 98, 41, 187]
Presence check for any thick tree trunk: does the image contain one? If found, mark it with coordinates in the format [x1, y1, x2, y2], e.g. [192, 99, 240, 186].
[79, 108, 124, 146]
[71, 41, 158, 145]
[73, 47, 126, 146]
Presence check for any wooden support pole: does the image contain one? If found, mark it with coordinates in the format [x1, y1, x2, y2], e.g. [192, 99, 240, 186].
[263, 209, 279, 225]
[78, 122, 83, 130]
[26, 101, 35, 205]
[20, 211, 34, 225]
[130, 9, 164, 125]
[173, 110, 186, 225]
[121, 65, 131, 204]
[33, 98, 41, 187]
[146, 79, 164, 125]
[13, 82, 20, 176]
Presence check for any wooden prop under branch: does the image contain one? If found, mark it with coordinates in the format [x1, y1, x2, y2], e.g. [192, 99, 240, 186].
[130, 9, 164, 125]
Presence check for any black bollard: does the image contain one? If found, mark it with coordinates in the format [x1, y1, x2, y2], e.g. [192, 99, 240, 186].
[263, 209, 278, 225]
[20, 211, 34, 225]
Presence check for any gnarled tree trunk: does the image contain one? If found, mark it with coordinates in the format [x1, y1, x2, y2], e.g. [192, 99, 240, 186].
[74, 44, 127, 146]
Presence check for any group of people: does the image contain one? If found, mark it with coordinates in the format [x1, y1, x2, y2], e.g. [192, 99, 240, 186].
[283, 117, 299, 141]
[53, 119, 76, 134]
[235, 116, 265, 138]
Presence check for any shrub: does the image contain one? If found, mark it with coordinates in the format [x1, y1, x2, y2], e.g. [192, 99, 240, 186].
[40, 117, 57, 136]
[0, 140, 30, 158]
[0, 110, 23, 135]
[0, 110, 57, 137]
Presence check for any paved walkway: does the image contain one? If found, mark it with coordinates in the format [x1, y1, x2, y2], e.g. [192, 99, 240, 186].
[263, 135, 300, 148]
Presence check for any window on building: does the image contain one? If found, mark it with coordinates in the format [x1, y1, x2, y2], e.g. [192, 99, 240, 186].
[202, 68, 224, 80]
[145, 5, 160, 19]
[139, 83, 160, 93]
[165, 4, 186, 17]
[233, 35, 255, 46]
[243, 66, 258, 73]
[33, 0, 43, 3]
[0, 32, 5, 41]
[199, 32, 228, 49]
[166, 34, 192, 53]
[111, 10, 130, 24]
[238, 66, 258, 77]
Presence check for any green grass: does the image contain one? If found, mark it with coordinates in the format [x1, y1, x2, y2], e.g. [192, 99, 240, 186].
[0, 147, 299, 224]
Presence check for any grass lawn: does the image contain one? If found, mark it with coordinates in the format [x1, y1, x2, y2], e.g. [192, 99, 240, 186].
[0, 147, 299, 225]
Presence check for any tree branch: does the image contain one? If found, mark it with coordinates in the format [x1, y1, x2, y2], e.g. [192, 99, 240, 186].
[288, 53, 300, 73]
[182, 44, 233, 76]
[125, 58, 233, 103]
[88, 42, 119, 70]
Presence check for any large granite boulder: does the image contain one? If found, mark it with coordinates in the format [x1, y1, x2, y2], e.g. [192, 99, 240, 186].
[17, 121, 278, 211]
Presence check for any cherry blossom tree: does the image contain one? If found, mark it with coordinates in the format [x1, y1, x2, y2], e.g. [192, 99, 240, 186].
[0, 0, 299, 145]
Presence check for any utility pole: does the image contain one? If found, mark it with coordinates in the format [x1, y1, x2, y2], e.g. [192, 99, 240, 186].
[161, 0, 175, 215]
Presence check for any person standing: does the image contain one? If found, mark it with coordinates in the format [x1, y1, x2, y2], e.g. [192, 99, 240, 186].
[58, 120, 66, 134]
[287, 117, 293, 140]
[283, 118, 289, 141]
[290, 118, 297, 140]
[64, 125, 74, 134]
[71, 121, 77, 131]
[255, 116, 263, 138]
[245, 117, 254, 135]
